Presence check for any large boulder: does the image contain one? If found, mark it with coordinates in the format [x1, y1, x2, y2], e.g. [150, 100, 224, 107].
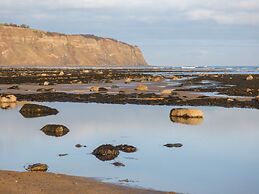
[26, 163, 48, 172]
[92, 144, 119, 161]
[116, 144, 137, 153]
[40, 125, 69, 137]
[19, 104, 58, 118]
[170, 108, 204, 118]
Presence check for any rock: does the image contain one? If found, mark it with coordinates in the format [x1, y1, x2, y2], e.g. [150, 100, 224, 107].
[40, 125, 69, 137]
[36, 88, 56, 92]
[135, 84, 148, 91]
[171, 76, 180, 80]
[26, 163, 48, 172]
[255, 96, 259, 102]
[125, 78, 132, 84]
[19, 104, 59, 118]
[92, 144, 119, 161]
[170, 108, 204, 118]
[98, 87, 108, 92]
[59, 71, 64, 76]
[116, 144, 137, 153]
[58, 154, 68, 157]
[0, 102, 17, 110]
[170, 116, 203, 125]
[246, 75, 254, 80]
[246, 88, 252, 93]
[75, 144, 86, 148]
[152, 76, 164, 82]
[90, 86, 99, 92]
[112, 162, 125, 167]
[164, 143, 183, 148]
[8, 85, 19, 90]
[161, 89, 174, 95]
[43, 81, 50, 86]
[0, 95, 17, 103]
[227, 98, 234, 102]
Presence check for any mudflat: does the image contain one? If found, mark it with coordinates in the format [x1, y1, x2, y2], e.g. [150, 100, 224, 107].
[0, 170, 170, 194]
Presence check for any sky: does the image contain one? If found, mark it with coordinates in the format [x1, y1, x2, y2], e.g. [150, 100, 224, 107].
[1, 0, 259, 66]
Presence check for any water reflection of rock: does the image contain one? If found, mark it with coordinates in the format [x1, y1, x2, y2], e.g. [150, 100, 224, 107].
[19, 104, 59, 118]
[0, 102, 17, 110]
[40, 125, 69, 137]
[170, 116, 204, 125]
[92, 144, 119, 161]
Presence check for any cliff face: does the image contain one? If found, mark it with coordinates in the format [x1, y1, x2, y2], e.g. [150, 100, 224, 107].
[0, 25, 148, 66]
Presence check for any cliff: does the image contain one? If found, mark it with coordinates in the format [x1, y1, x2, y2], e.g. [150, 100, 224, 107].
[0, 25, 148, 66]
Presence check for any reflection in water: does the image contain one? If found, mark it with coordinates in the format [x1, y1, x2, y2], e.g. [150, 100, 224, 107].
[170, 116, 204, 125]
[0, 102, 17, 110]
[0, 103, 259, 194]
[40, 124, 70, 137]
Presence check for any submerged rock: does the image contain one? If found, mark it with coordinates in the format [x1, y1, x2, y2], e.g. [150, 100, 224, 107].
[135, 84, 148, 91]
[98, 87, 109, 92]
[92, 144, 119, 161]
[112, 162, 125, 167]
[19, 104, 59, 118]
[58, 154, 68, 157]
[170, 116, 203, 125]
[26, 163, 48, 172]
[164, 143, 183, 148]
[40, 124, 69, 137]
[170, 108, 204, 118]
[116, 144, 137, 153]
[75, 144, 86, 148]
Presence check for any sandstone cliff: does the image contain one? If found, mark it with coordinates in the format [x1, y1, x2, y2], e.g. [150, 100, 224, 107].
[0, 25, 148, 66]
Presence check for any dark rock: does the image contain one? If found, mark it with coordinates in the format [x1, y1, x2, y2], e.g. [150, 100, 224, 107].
[75, 144, 86, 148]
[112, 162, 125, 167]
[116, 144, 137, 153]
[58, 154, 68, 157]
[8, 85, 19, 90]
[26, 163, 48, 172]
[164, 143, 183, 148]
[98, 87, 109, 92]
[40, 124, 69, 137]
[19, 104, 58, 118]
[92, 144, 119, 161]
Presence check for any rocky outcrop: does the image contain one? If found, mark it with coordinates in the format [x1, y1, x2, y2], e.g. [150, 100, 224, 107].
[0, 25, 148, 66]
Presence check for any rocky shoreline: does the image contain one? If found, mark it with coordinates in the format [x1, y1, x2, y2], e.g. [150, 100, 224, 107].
[0, 68, 258, 109]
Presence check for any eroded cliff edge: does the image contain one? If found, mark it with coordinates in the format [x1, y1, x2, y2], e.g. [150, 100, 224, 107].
[0, 25, 148, 66]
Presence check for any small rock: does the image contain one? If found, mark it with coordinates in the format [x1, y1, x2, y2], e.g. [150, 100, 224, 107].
[43, 81, 49, 86]
[152, 76, 164, 82]
[98, 87, 108, 92]
[58, 154, 68, 157]
[171, 76, 180, 80]
[135, 84, 148, 91]
[92, 144, 119, 161]
[0, 95, 17, 103]
[125, 78, 132, 84]
[116, 144, 137, 153]
[255, 96, 259, 102]
[19, 104, 58, 118]
[227, 98, 234, 102]
[90, 86, 99, 92]
[59, 71, 64, 76]
[164, 143, 183, 148]
[8, 85, 19, 90]
[26, 163, 48, 172]
[246, 75, 254, 81]
[246, 88, 252, 93]
[112, 162, 125, 167]
[40, 124, 69, 137]
[161, 89, 174, 95]
[170, 108, 204, 118]
[75, 144, 86, 148]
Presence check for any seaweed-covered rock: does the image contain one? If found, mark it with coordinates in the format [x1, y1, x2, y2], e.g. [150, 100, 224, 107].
[19, 104, 58, 118]
[40, 124, 69, 137]
[92, 144, 119, 161]
[116, 144, 137, 153]
[26, 163, 48, 172]
[170, 108, 204, 118]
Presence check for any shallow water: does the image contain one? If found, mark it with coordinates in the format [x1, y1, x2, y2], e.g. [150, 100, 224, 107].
[0, 103, 259, 194]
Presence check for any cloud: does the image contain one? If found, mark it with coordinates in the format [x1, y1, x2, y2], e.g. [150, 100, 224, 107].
[1, 0, 259, 25]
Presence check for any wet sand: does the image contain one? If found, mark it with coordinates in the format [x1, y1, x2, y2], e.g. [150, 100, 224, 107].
[0, 170, 171, 194]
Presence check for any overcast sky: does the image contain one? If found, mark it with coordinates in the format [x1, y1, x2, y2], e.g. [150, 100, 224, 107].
[1, 0, 259, 66]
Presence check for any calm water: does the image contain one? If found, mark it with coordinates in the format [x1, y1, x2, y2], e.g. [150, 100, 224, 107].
[0, 103, 259, 194]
